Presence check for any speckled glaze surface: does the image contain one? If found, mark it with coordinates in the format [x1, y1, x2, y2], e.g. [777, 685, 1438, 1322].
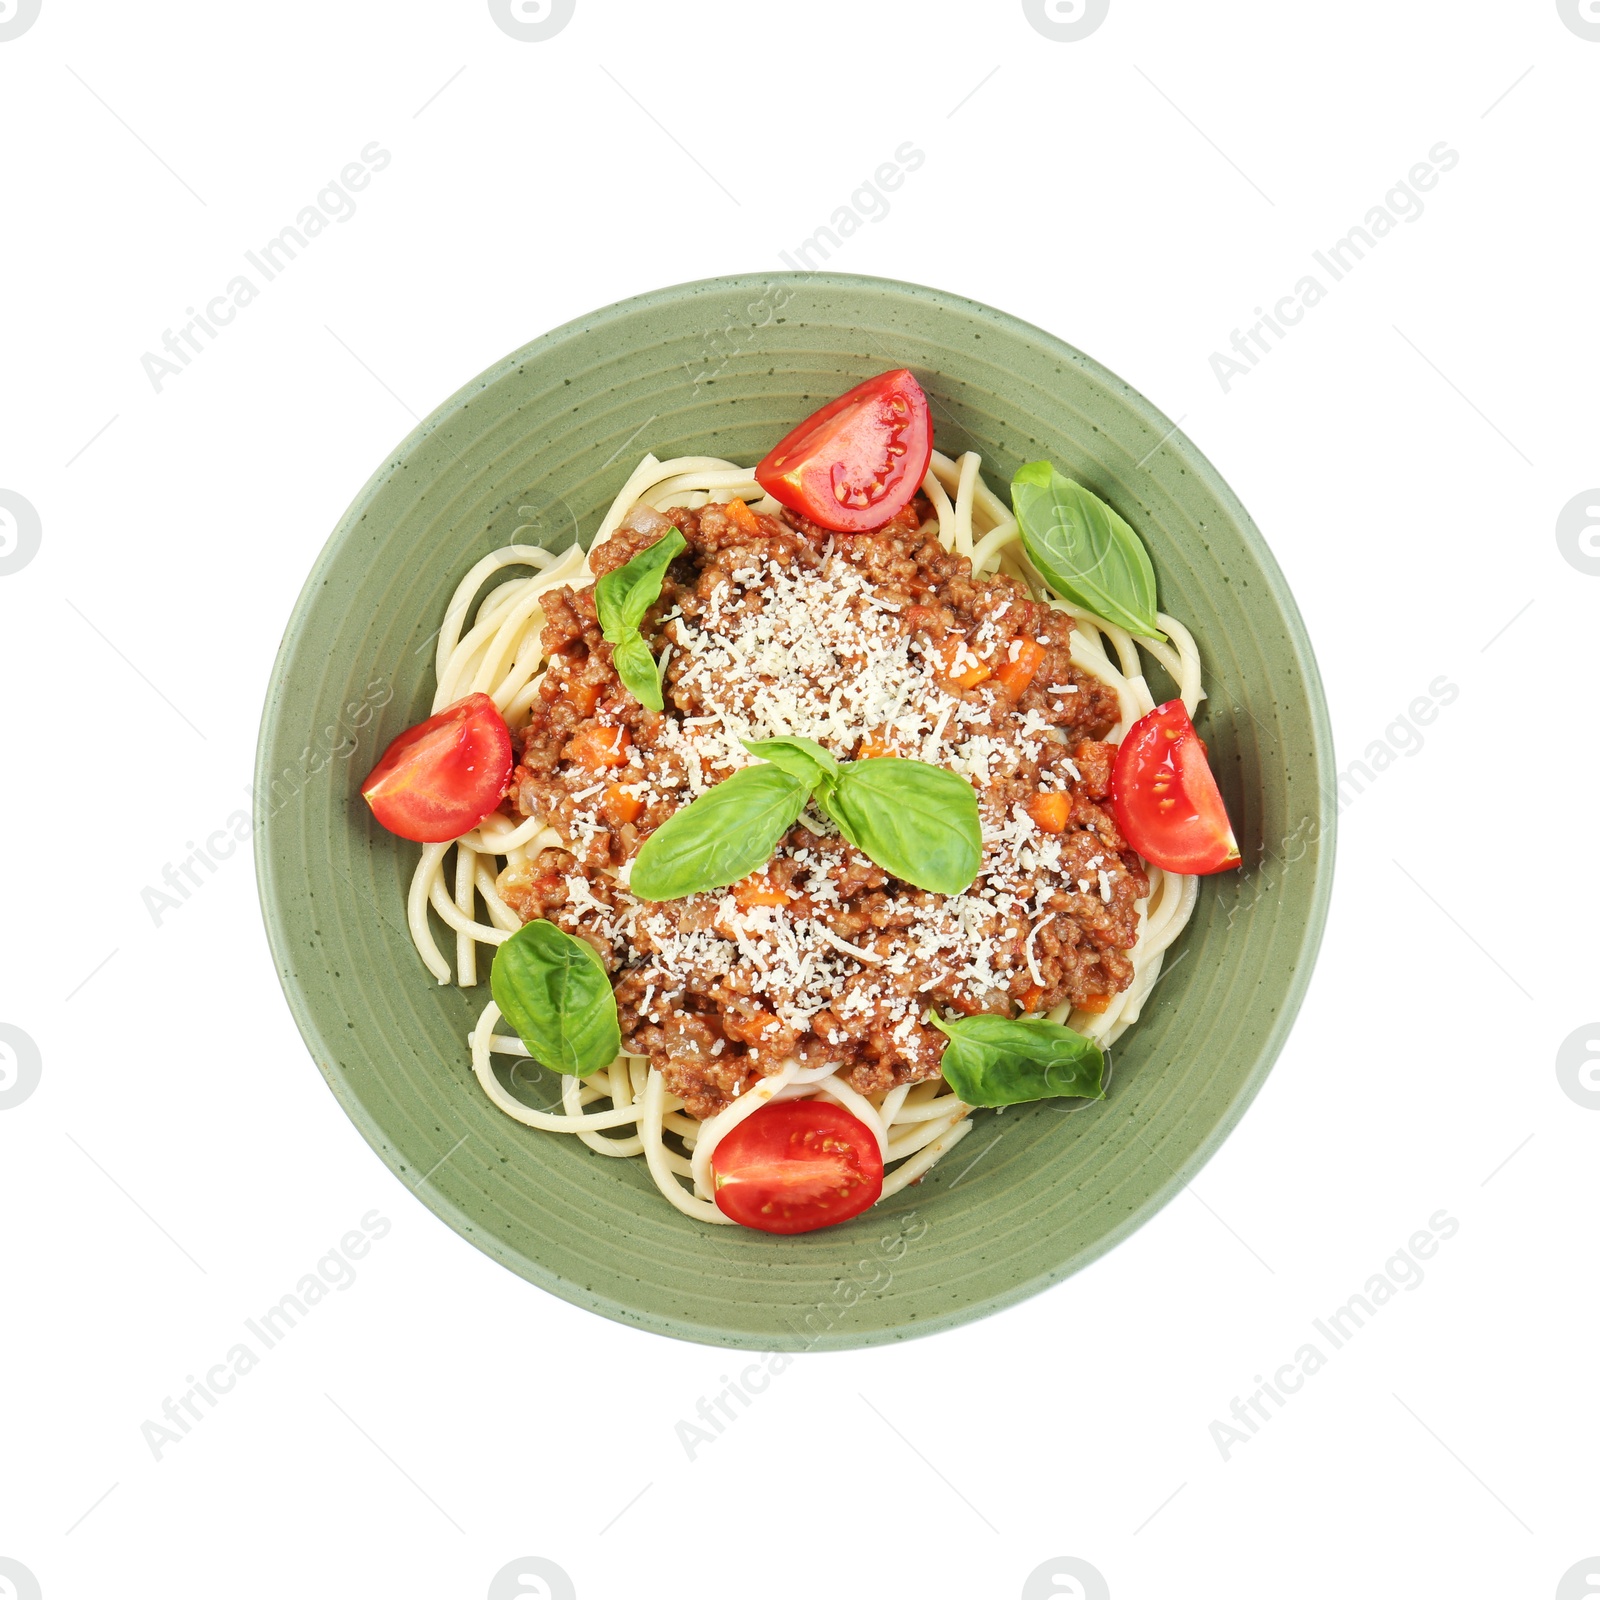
[254, 274, 1334, 1350]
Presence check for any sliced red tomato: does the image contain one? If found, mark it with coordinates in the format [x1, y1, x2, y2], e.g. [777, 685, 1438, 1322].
[755, 369, 933, 534]
[710, 1100, 884, 1234]
[360, 691, 513, 843]
[1110, 699, 1241, 875]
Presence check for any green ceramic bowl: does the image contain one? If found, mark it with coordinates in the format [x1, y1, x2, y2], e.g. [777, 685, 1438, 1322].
[255, 274, 1334, 1350]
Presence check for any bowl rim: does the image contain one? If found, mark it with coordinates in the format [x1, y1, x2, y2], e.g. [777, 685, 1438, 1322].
[254, 270, 1336, 1348]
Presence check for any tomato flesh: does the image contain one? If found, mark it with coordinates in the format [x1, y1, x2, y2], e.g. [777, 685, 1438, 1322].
[360, 691, 513, 843]
[711, 1100, 884, 1234]
[1110, 700, 1241, 874]
[755, 369, 933, 534]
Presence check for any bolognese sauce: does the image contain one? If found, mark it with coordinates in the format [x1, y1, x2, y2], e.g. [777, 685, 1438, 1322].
[495, 495, 1148, 1120]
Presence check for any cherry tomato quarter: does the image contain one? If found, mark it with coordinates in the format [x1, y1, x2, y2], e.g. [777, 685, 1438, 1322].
[755, 369, 933, 534]
[360, 692, 513, 843]
[1110, 700, 1241, 874]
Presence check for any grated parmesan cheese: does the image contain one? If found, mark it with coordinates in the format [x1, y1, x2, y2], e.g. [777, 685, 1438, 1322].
[526, 518, 1137, 1069]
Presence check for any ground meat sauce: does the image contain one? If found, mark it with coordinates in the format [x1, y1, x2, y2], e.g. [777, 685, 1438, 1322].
[496, 496, 1144, 1120]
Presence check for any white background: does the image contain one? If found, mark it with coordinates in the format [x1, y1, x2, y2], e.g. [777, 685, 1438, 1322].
[2, 2, 1597, 1597]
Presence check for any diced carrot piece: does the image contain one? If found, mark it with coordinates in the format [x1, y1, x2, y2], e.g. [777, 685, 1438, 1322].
[562, 724, 631, 768]
[563, 679, 601, 717]
[723, 497, 760, 535]
[1077, 993, 1112, 1014]
[935, 638, 992, 690]
[727, 1008, 782, 1046]
[859, 727, 898, 759]
[1016, 983, 1046, 1014]
[1026, 791, 1070, 833]
[995, 638, 1046, 699]
[602, 782, 643, 825]
[732, 872, 789, 908]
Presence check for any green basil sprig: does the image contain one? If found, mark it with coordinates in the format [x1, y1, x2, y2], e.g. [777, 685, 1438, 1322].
[818, 756, 981, 896]
[628, 763, 812, 902]
[929, 1011, 1104, 1107]
[747, 737, 982, 894]
[594, 527, 685, 711]
[628, 737, 981, 902]
[1010, 461, 1166, 642]
[743, 735, 837, 789]
[490, 919, 620, 1079]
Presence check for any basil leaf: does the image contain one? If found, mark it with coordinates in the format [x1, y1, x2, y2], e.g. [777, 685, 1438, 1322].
[612, 633, 663, 713]
[629, 764, 810, 901]
[929, 1012, 1104, 1107]
[490, 920, 621, 1079]
[818, 757, 981, 895]
[1010, 461, 1166, 642]
[742, 735, 839, 793]
[594, 528, 685, 642]
[594, 528, 684, 710]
